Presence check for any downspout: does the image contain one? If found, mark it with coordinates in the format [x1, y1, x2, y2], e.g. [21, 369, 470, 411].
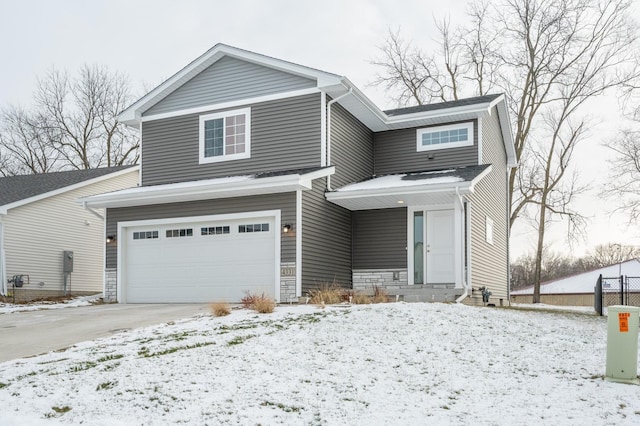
[455, 187, 471, 303]
[326, 88, 353, 191]
[82, 202, 104, 221]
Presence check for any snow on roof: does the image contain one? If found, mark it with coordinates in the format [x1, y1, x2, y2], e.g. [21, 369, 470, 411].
[511, 259, 640, 295]
[336, 170, 463, 192]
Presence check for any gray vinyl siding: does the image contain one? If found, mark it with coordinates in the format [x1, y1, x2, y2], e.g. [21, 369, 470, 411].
[352, 208, 407, 269]
[141, 93, 322, 186]
[105, 192, 296, 269]
[373, 120, 478, 175]
[145, 56, 316, 116]
[468, 109, 509, 299]
[330, 102, 374, 188]
[301, 179, 352, 292]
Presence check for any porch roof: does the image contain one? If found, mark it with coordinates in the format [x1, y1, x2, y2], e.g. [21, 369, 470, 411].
[79, 167, 334, 209]
[325, 165, 491, 210]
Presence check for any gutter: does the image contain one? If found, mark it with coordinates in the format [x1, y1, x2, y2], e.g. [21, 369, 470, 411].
[326, 88, 353, 190]
[455, 187, 471, 303]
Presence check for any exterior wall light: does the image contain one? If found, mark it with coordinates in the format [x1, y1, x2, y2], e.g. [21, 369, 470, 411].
[106, 235, 117, 243]
[283, 224, 292, 233]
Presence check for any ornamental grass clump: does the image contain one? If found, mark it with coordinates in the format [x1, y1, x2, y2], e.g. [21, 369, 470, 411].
[252, 295, 276, 314]
[308, 283, 344, 305]
[210, 302, 231, 317]
[240, 291, 275, 313]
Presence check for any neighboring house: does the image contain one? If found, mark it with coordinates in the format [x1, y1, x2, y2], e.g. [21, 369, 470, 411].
[0, 166, 139, 301]
[511, 259, 640, 306]
[81, 44, 516, 305]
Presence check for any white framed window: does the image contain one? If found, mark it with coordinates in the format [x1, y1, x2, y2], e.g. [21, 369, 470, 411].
[199, 107, 251, 164]
[416, 122, 474, 152]
[485, 216, 494, 245]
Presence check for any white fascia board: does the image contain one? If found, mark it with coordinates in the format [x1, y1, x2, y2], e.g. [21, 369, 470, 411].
[494, 99, 517, 168]
[326, 181, 474, 202]
[82, 167, 335, 209]
[1, 166, 139, 214]
[119, 44, 342, 127]
[467, 165, 493, 192]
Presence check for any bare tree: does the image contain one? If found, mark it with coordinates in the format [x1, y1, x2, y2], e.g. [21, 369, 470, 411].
[605, 128, 640, 221]
[371, 0, 640, 302]
[587, 243, 640, 267]
[34, 64, 139, 169]
[0, 106, 61, 175]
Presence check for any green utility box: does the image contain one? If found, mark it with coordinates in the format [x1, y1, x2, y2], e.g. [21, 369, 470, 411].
[606, 305, 640, 385]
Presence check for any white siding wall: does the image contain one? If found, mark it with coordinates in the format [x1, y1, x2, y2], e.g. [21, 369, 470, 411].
[2, 171, 138, 293]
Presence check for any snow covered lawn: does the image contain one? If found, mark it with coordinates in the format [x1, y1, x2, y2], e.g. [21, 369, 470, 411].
[0, 302, 638, 425]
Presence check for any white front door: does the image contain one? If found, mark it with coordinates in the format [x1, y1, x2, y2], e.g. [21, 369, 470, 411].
[412, 209, 455, 284]
[426, 210, 455, 283]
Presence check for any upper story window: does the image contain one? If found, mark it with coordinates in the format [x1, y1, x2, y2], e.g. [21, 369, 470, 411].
[416, 122, 473, 152]
[199, 107, 251, 164]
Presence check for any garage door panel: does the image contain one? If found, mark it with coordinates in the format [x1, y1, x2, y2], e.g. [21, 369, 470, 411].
[123, 216, 276, 303]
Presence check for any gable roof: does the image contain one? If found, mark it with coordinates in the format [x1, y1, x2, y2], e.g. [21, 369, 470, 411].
[0, 166, 138, 214]
[119, 44, 516, 167]
[326, 165, 492, 210]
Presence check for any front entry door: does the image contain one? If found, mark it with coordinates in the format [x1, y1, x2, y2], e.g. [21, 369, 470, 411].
[426, 210, 455, 283]
[413, 209, 455, 284]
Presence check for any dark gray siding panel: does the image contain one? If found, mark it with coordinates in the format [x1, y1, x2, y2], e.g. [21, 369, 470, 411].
[142, 93, 322, 185]
[145, 56, 316, 116]
[301, 179, 352, 292]
[374, 120, 478, 175]
[330, 102, 374, 188]
[352, 208, 407, 269]
[105, 193, 295, 268]
[469, 109, 509, 299]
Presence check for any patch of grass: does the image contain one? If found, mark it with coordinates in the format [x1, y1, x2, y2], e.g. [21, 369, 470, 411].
[210, 302, 231, 317]
[308, 282, 345, 305]
[38, 358, 69, 365]
[45, 406, 72, 417]
[261, 400, 303, 413]
[96, 354, 124, 363]
[68, 361, 97, 372]
[139, 341, 216, 358]
[96, 381, 117, 391]
[0, 382, 7, 389]
[227, 335, 256, 346]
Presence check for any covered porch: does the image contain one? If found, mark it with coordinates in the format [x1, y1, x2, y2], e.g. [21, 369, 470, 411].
[326, 165, 491, 302]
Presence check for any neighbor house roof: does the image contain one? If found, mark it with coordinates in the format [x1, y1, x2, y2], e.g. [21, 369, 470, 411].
[0, 166, 138, 214]
[80, 167, 334, 209]
[511, 259, 640, 295]
[326, 165, 491, 210]
[118, 44, 516, 168]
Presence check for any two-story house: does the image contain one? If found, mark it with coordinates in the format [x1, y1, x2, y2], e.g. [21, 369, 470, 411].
[82, 44, 516, 306]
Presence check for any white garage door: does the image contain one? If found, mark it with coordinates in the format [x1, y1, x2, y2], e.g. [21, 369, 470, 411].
[123, 215, 276, 303]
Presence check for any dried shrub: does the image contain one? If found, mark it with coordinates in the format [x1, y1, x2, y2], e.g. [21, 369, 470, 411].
[372, 286, 389, 303]
[210, 302, 231, 317]
[241, 291, 258, 309]
[308, 283, 344, 305]
[252, 295, 276, 314]
[351, 292, 372, 305]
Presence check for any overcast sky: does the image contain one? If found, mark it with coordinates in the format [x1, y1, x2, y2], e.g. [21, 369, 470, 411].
[0, 0, 637, 257]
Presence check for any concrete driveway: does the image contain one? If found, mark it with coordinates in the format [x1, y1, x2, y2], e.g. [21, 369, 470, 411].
[0, 303, 208, 363]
